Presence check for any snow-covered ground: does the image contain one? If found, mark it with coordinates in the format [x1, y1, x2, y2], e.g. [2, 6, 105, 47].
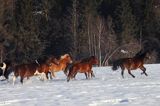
[0, 64, 160, 106]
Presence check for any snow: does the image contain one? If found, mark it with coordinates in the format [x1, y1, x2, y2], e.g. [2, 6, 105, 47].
[0, 64, 160, 106]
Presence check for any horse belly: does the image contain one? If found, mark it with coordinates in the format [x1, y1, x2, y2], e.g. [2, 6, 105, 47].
[79, 66, 89, 73]
[130, 63, 140, 70]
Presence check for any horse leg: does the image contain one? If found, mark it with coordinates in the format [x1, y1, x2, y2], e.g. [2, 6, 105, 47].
[121, 70, 124, 78]
[20, 77, 24, 84]
[48, 72, 53, 80]
[43, 72, 48, 81]
[140, 66, 148, 76]
[67, 71, 74, 82]
[46, 72, 53, 80]
[91, 70, 95, 78]
[51, 71, 56, 78]
[128, 70, 135, 78]
[67, 70, 73, 82]
[67, 76, 70, 82]
[120, 65, 125, 78]
[88, 71, 91, 79]
[73, 72, 77, 79]
[64, 70, 68, 76]
[26, 77, 29, 80]
[13, 75, 17, 85]
[45, 73, 49, 79]
[85, 72, 88, 79]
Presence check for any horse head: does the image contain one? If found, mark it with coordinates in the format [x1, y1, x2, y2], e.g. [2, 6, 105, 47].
[135, 49, 152, 60]
[60, 54, 73, 64]
[89, 56, 99, 65]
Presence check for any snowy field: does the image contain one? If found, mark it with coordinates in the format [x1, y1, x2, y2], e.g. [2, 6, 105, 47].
[0, 64, 160, 106]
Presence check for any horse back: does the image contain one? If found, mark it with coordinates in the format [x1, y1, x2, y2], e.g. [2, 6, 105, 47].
[14, 63, 38, 78]
[122, 58, 144, 70]
[72, 62, 92, 73]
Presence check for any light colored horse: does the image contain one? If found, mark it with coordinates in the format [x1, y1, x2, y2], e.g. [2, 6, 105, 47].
[49, 54, 72, 77]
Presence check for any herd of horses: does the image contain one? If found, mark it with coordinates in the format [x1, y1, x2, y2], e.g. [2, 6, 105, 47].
[0, 49, 152, 85]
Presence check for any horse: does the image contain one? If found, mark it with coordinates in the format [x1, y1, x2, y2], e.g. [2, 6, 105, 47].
[35, 55, 59, 79]
[13, 56, 58, 84]
[0, 60, 13, 81]
[49, 54, 72, 77]
[67, 56, 98, 82]
[64, 57, 96, 77]
[112, 50, 151, 78]
[13, 62, 38, 84]
[0, 62, 7, 79]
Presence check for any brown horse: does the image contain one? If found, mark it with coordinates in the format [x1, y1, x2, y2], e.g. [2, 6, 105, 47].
[64, 57, 96, 77]
[13, 56, 58, 84]
[112, 50, 151, 78]
[49, 54, 72, 77]
[35, 56, 59, 79]
[67, 56, 98, 82]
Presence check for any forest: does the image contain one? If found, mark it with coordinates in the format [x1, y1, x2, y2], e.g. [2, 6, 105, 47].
[0, 0, 160, 65]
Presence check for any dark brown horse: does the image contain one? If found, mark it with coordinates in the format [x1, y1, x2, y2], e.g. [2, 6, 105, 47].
[67, 56, 98, 82]
[13, 56, 58, 84]
[112, 50, 151, 78]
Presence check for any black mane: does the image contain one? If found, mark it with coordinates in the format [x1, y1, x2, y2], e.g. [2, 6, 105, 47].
[134, 49, 150, 58]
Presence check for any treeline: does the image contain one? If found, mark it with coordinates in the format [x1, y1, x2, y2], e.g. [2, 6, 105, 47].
[0, 0, 160, 65]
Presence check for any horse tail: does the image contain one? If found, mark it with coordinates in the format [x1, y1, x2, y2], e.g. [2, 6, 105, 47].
[112, 59, 123, 71]
[67, 66, 73, 82]
[64, 63, 73, 76]
[67, 64, 76, 82]
[0, 62, 7, 75]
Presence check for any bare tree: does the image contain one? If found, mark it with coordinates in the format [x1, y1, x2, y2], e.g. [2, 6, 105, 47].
[72, 0, 78, 58]
[96, 16, 105, 66]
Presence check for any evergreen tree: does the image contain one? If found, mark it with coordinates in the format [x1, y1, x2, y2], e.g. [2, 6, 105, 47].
[12, 0, 45, 63]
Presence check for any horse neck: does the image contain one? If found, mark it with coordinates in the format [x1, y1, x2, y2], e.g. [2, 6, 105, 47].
[51, 59, 67, 70]
[135, 52, 147, 60]
[59, 58, 69, 65]
[87, 59, 96, 66]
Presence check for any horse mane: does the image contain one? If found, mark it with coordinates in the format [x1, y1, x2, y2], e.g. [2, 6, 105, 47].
[80, 56, 95, 63]
[134, 49, 150, 58]
[61, 54, 70, 59]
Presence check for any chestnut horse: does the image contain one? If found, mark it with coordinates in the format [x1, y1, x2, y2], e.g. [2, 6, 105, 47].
[13, 56, 58, 84]
[67, 56, 98, 82]
[49, 54, 72, 77]
[64, 57, 96, 77]
[112, 50, 151, 78]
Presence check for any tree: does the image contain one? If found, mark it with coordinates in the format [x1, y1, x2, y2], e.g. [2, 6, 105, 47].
[12, 0, 45, 63]
[114, 0, 140, 58]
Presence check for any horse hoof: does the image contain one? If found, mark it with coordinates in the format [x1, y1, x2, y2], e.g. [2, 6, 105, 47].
[145, 74, 148, 76]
